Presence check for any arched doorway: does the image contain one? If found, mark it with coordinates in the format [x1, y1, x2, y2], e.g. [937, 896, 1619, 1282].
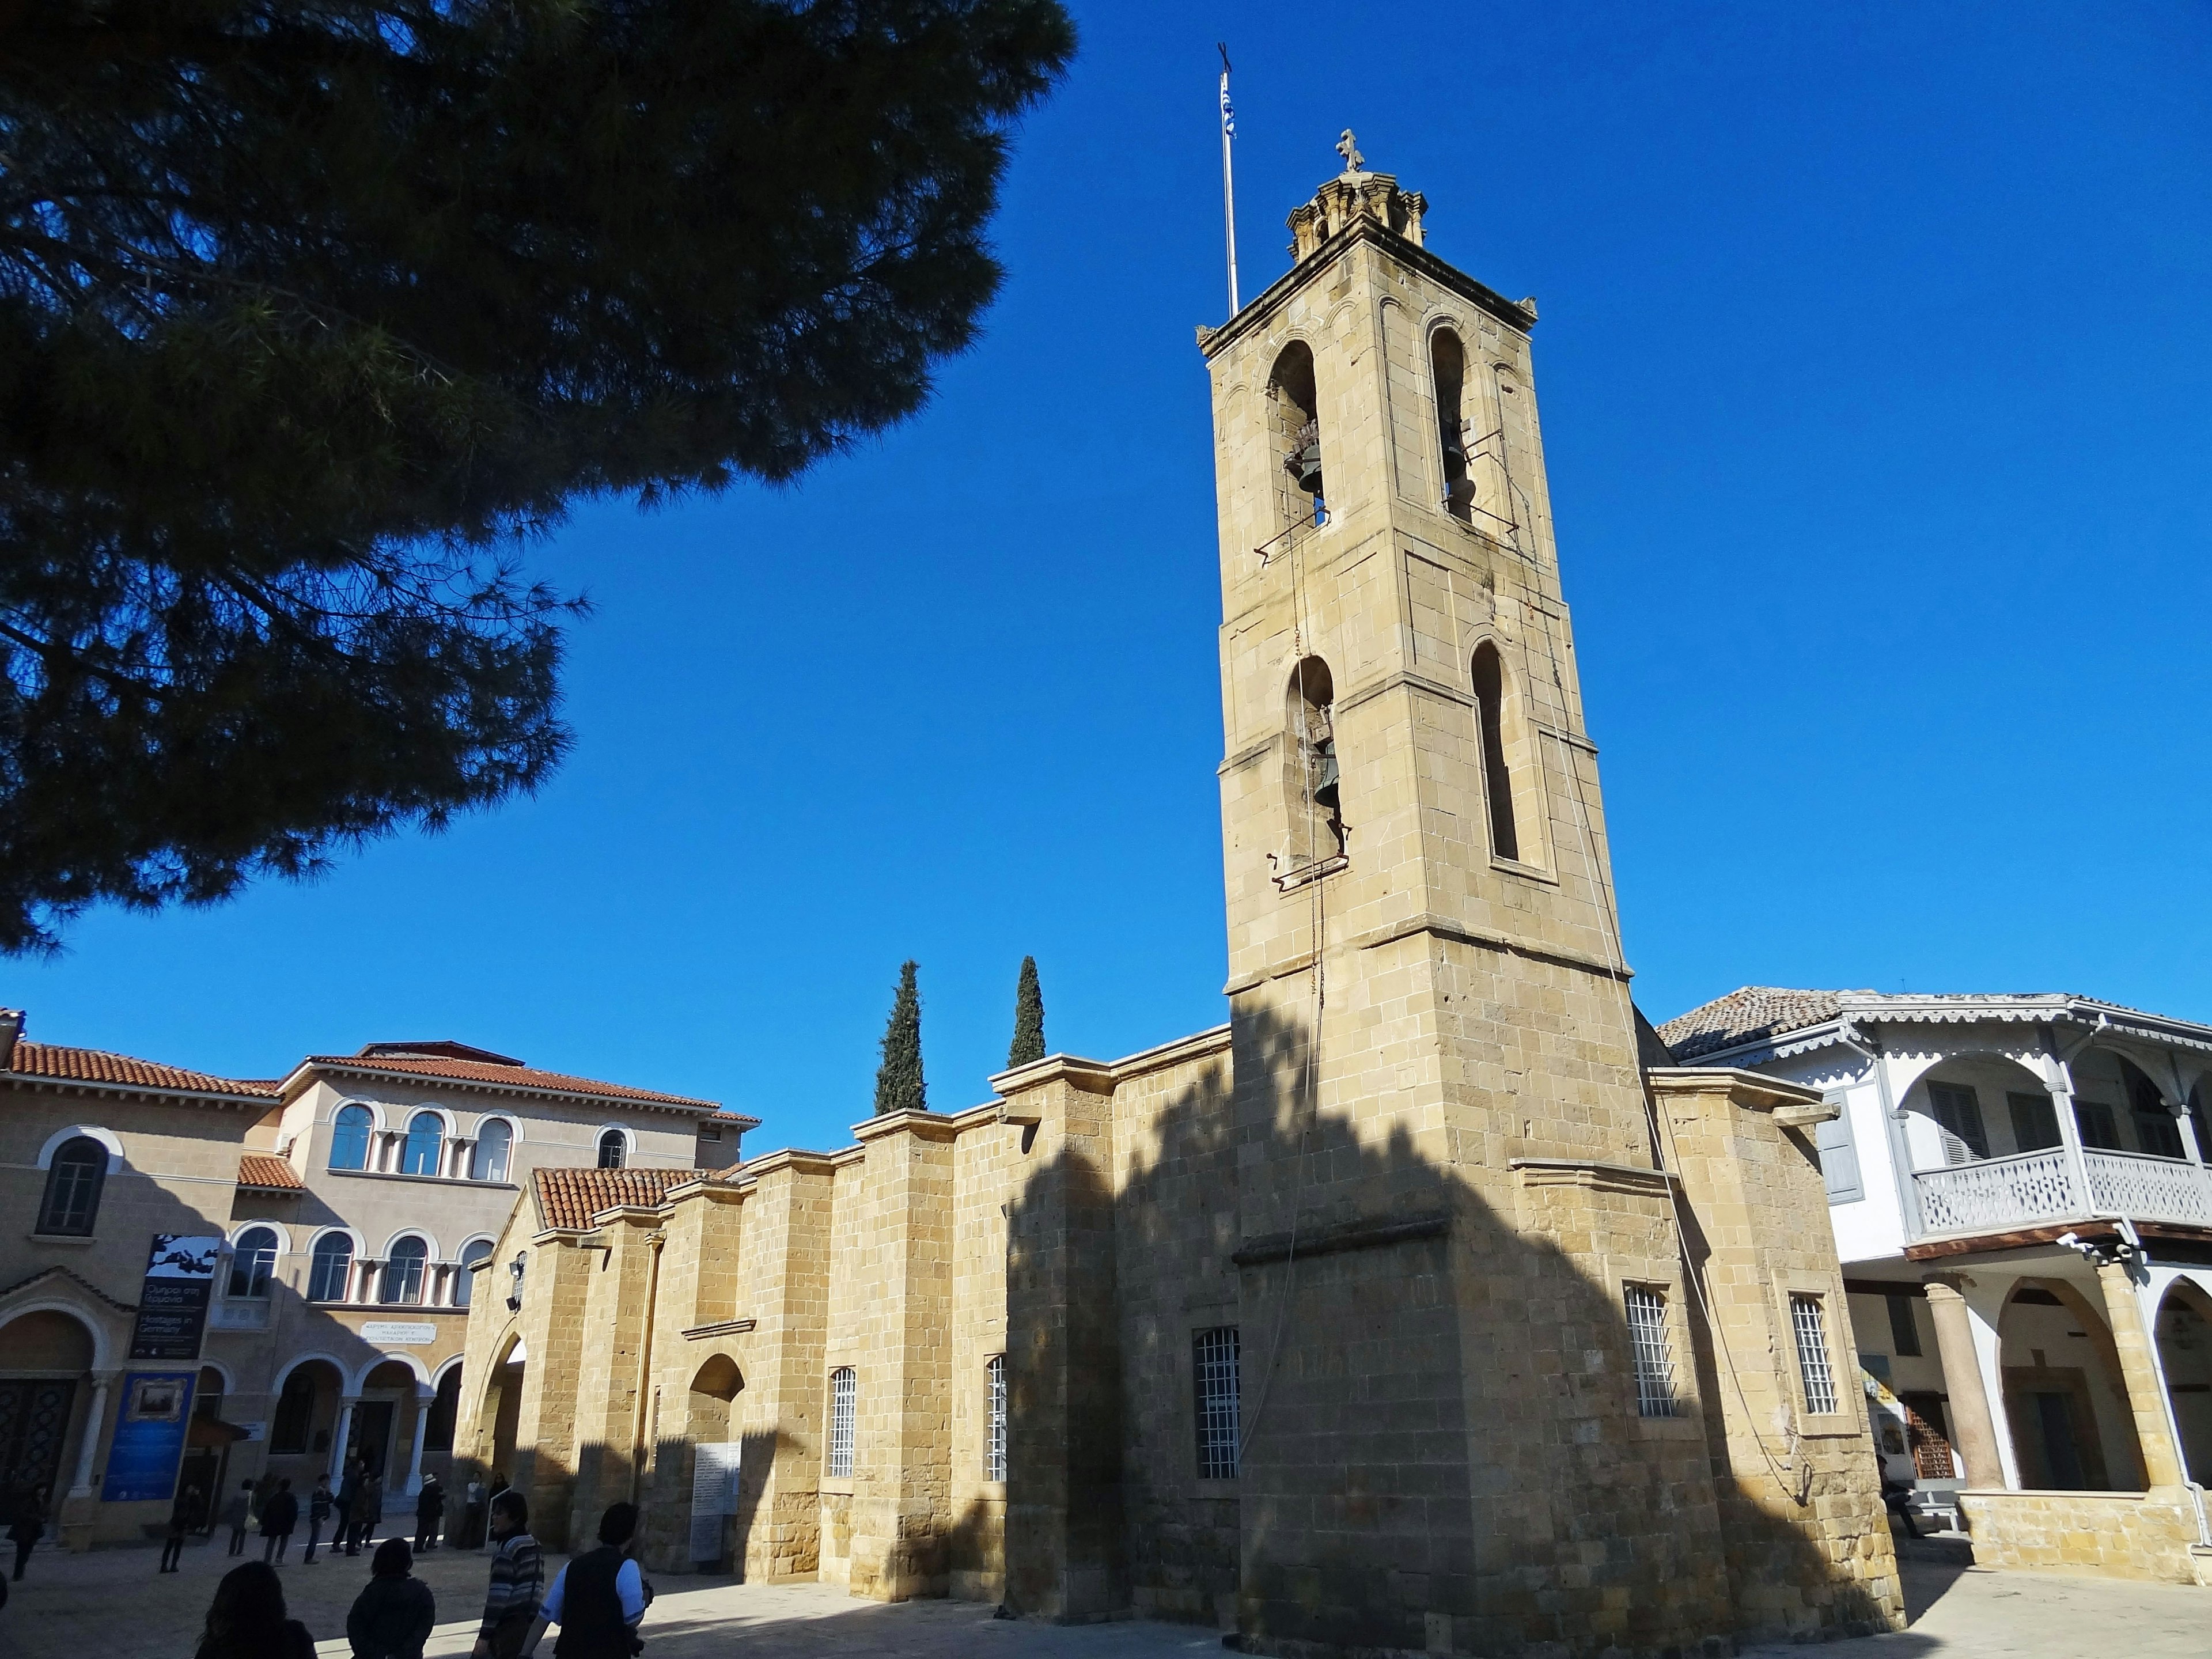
[354, 1360, 423, 1487]
[268, 1358, 346, 1488]
[2157, 1279, 2212, 1483]
[1997, 1279, 2145, 1490]
[476, 1337, 525, 1490]
[0, 1309, 95, 1509]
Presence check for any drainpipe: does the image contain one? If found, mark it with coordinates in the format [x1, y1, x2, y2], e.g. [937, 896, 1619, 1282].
[629, 1232, 665, 1505]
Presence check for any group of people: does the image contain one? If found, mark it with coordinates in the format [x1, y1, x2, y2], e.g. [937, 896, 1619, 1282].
[189, 1491, 653, 1659]
[191, 1464, 472, 1570]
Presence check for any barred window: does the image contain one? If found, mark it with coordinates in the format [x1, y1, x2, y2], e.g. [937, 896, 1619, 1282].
[827, 1366, 857, 1478]
[984, 1355, 1007, 1482]
[1624, 1286, 1680, 1418]
[1791, 1294, 1839, 1415]
[1193, 1326, 1240, 1480]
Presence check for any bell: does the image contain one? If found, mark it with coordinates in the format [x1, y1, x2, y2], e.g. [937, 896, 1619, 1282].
[1310, 740, 1340, 812]
[1286, 441, 1324, 497]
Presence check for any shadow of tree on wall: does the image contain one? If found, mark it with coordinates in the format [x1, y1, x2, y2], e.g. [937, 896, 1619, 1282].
[1003, 997, 1899, 1656]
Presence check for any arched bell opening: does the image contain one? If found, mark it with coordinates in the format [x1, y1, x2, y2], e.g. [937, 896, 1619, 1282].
[1268, 342, 1325, 529]
[1470, 642, 1522, 862]
[1283, 656, 1343, 869]
[1430, 327, 1473, 523]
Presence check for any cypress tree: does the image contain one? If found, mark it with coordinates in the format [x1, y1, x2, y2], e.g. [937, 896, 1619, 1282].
[873, 961, 927, 1116]
[1007, 956, 1046, 1068]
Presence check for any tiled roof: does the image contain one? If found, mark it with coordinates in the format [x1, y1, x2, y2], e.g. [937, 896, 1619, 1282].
[7, 1040, 281, 1100]
[703, 1111, 760, 1127]
[304, 1052, 714, 1111]
[532, 1166, 703, 1231]
[238, 1154, 305, 1191]
[1656, 987, 1849, 1062]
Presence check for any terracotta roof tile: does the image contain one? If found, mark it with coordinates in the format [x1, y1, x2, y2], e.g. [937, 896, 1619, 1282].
[238, 1154, 305, 1191]
[305, 1053, 713, 1111]
[8, 1040, 281, 1100]
[1656, 987, 1849, 1062]
[704, 1111, 759, 1126]
[532, 1166, 700, 1231]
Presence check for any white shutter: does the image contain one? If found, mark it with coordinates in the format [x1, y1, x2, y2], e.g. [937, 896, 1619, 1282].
[1816, 1097, 1863, 1203]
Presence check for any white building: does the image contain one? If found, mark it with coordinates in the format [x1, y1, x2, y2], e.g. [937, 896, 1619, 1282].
[1656, 989, 2212, 1582]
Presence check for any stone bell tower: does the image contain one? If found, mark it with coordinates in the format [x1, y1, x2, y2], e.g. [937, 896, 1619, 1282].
[1198, 145, 1738, 1654]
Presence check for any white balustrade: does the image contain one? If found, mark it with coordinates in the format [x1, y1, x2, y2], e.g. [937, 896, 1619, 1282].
[1914, 1149, 2079, 1233]
[2084, 1149, 2212, 1224]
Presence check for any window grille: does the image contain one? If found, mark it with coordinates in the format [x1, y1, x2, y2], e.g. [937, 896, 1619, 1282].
[1623, 1286, 1679, 1418]
[984, 1355, 1007, 1482]
[1791, 1294, 1839, 1415]
[1193, 1327, 1240, 1479]
[827, 1367, 857, 1478]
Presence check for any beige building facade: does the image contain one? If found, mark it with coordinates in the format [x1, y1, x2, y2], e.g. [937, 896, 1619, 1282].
[456, 155, 1903, 1656]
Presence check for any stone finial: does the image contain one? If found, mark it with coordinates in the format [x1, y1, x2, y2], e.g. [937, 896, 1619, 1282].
[1335, 128, 1363, 173]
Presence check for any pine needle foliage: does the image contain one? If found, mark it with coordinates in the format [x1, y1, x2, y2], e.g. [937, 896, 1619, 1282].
[0, 0, 1075, 953]
[873, 959, 926, 1116]
[1007, 954, 1044, 1068]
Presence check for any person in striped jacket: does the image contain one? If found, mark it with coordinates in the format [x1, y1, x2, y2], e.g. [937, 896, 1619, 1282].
[472, 1490, 543, 1659]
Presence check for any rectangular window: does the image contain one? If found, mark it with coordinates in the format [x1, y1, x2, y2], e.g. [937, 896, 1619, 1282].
[1623, 1286, 1680, 1418]
[984, 1355, 1007, 1482]
[2136, 1109, 2185, 1160]
[1926, 1082, 1989, 1164]
[1885, 1292, 1922, 1357]
[1791, 1294, 1839, 1415]
[2008, 1091, 2061, 1153]
[827, 1368, 857, 1479]
[1193, 1327, 1240, 1480]
[2074, 1099, 2122, 1151]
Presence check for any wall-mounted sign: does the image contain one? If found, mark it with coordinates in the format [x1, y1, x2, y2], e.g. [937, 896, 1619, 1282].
[101, 1370, 196, 1501]
[359, 1322, 437, 1346]
[128, 1235, 221, 1360]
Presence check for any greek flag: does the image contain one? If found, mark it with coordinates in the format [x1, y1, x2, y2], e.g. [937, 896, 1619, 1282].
[1219, 75, 1235, 138]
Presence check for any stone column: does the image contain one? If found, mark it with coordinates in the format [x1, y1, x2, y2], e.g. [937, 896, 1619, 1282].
[1922, 1276, 2005, 1487]
[2093, 1259, 2187, 1490]
[68, 1370, 116, 1497]
[329, 1396, 360, 1482]
[402, 1387, 432, 1497]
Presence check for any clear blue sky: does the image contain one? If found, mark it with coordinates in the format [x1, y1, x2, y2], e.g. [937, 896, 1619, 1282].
[14, 3, 2211, 1154]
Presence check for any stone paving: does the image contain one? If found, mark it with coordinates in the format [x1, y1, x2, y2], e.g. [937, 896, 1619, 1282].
[0, 1536, 2202, 1659]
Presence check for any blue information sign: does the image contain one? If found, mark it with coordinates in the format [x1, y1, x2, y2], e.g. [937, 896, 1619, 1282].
[101, 1370, 197, 1502]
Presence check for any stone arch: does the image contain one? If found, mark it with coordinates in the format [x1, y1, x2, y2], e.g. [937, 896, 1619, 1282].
[1891, 1050, 2058, 1175]
[2156, 1275, 2212, 1483]
[352, 1350, 434, 1394]
[688, 1353, 744, 1441]
[0, 1308, 96, 1372]
[34, 1123, 122, 1171]
[1997, 1277, 2146, 1491]
[1282, 655, 1342, 869]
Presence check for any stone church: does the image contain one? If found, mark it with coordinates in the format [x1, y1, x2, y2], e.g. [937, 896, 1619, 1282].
[456, 153, 1904, 1656]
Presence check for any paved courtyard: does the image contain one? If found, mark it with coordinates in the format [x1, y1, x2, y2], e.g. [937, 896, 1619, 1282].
[0, 1535, 2202, 1659]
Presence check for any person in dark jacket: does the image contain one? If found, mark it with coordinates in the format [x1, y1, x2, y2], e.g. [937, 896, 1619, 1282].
[6, 1484, 47, 1582]
[161, 1484, 206, 1572]
[414, 1475, 445, 1552]
[221, 1480, 253, 1556]
[350, 1471, 385, 1555]
[347, 1537, 438, 1659]
[259, 1478, 300, 1564]
[335, 1459, 361, 1554]
[304, 1477, 334, 1563]
[517, 1502, 650, 1659]
[194, 1560, 316, 1659]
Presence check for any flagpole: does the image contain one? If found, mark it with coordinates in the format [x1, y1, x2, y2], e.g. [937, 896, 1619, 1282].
[1218, 44, 1240, 316]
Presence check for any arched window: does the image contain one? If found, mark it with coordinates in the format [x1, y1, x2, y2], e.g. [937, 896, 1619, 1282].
[401, 1111, 444, 1176]
[984, 1355, 1008, 1482]
[271, 1368, 320, 1454]
[597, 1130, 627, 1169]
[308, 1234, 354, 1302]
[381, 1237, 429, 1305]
[1431, 327, 1473, 522]
[827, 1367, 857, 1478]
[1270, 342, 1325, 528]
[1285, 657, 1343, 868]
[329, 1104, 373, 1171]
[228, 1226, 280, 1298]
[37, 1135, 108, 1235]
[1470, 642, 1521, 861]
[453, 1238, 494, 1309]
[471, 1118, 513, 1183]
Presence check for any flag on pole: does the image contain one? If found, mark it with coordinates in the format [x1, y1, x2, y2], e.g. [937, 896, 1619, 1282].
[1219, 75, 1235, 138]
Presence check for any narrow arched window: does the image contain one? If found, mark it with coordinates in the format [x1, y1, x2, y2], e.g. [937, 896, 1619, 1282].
[1471, 642, 1520, 861]
[401, 1111, 444, 1176]
[471, 1118, 513, 1182]
[454, 1239, 494, 1309]
[39, 1136, 108, 1235]
[271, 1369, 319, 1454]
[1270, 342, 1325, 529]
[984, 1355, 1008, 1482]
[329, 1105, 373, 1171]
[1285, 657, 1343, 868]
[1431, 327, 1472, 522]
[597, 1130, 627, 1169]
[827, 1367, 857, 1478]
[381, 1237, 429, 1305]
[308, 1234, 354, 1303]
[228, 1226, 279, 1298]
